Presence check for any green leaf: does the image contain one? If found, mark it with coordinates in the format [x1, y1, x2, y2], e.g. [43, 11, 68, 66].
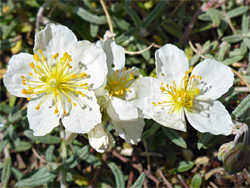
[0, 37, 19, 50]
[143, 1, 167, 27]
[162, 19, 182, 39]
[223, 55, 243, 66]
[2, 157, 12, 184]
[136, 38, 150, 60]
[141, 122, 161, 140]
[64, 145, 90, 169]
[115, 27, 139, 44]
[197, 133, 219, 150]
[162, 127, 187, 149]
[0, 135, 9, 153]
[177, 161, 194, 172]
[13, 141, 32, 152]
[232, 94, 250, 118]
[111, 16, 131, 31]
[243, 38, 250, 50]
[227, 6, 249, 19]
[24, 130, 61, 144]
[108, 162, 125, 188]
[125, 1, 141, 26]
[85, 154, 102, 167]
[216, 43, 231, 61]
[90, 23, 99, 38]
[130, 173, 145, 188]
[74, 6, 106, 25]
[15, 171, 57, 187]
[1, 20, 18, 39]
[191, 174, 202, 188]
[207, 8, 222, 27]
[46, 145, 55, 162]
[11, 167, 23, 180]
[198, 13, 211, 21]
[222, 35, 244, 43]
[242, 13, 249, 34]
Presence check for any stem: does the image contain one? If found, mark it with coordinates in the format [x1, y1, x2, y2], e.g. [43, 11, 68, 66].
[60, 120, 67, 188]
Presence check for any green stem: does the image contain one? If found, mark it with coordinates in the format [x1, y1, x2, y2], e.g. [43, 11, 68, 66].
[60, 121, 67, 188]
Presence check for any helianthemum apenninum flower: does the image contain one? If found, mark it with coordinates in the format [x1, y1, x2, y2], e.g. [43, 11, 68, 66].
[95, 31, 145, 144]
[131, 44, 234, 135]
[4, 24, 107, 136]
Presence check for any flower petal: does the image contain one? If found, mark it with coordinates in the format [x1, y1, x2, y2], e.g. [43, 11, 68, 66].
[97, 38, 125, 71]
[33, 23, 77, 58]
[112, 118, 145, 144]
[191, 59, 234, 100]
[107, 97, 139, 121]
[27, 96, 60, 136]
[62, 90, 102, 134]
[155, 44, 189, 85]
[68, 40, 107, 89]
[3, 53, 34, 98]
[185, 100, 233, 135]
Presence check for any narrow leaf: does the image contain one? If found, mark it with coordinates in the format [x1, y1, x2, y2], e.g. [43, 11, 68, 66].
[141, 122, 161, 140]
[11, 167, 23, 180]
[227, 6, 249, 19]
[177, 161, 194, 172]
[125, 1, 141, 26]
[130, 173, 145, 188]
[75, 6, 106, 25]
[162, 19, 182, 39]
[223, 55, 243, 66]
[46, 145, 55, 162]
[242, 13, 249, 34]
[13, 141, 32, 152]
[143, 1, 167, 27]
[24, 130, 61, 144]
[222, 35, 244, 43]
[191, 174, 202, 188]
[115, 27, 139, 44]
[2, 157, 12, 184]
[162, 127, 187, 148]
[90, 23, 99, 38]
[197, 133, 219, 150]
[108, 162, 125, 188]
[243, 38, 250, 50]
[135, 38, 150, 60]
[64, 145, 90, 169]
[232, 94, 250, 118]
[207, 8, 222, 27]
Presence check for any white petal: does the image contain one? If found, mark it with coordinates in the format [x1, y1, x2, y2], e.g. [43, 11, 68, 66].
[102, 39, 125, 71]
[69, 41, 107, 89]
[191, 59, 234, 100]
[155, 44, 189, 85]
[27, 95, 60, 136]
[62, 90, 102, 133]
[112, 118, 145, 144]
[185, 100, 233, 135]
[3, 53, 34, 98]
[107, 97, 139, 121]
[129, 77, 187, 131]
[33, 23, 77, 58]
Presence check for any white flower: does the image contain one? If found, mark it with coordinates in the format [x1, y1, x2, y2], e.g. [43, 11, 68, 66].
[131, 44, 234, 135]
[88, 123, 115, 153]
[95, 37, 144, 144]
[3, 24, 107, 136]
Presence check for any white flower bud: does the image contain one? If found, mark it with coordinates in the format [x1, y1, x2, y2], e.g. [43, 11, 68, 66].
[88, 124, 115, 153]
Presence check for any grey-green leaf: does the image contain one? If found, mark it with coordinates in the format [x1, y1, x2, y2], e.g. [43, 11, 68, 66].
[115, 27, 139, 44]
[2, 157, 12, 184]
[24, 130, 61, 144]
[162, 127, 187, 149]
[13, 141, 32, 152]
[227, 6, 249, 19]
[136, 38, 150, 61]
[191, 174, 202, 188]
[141, 122, 161, 140]
[130, 173, 145, 188]
[222, 35, 244, 43]
[177, 161, 194, 172]
[108, 162, 125, 188]
[232, 94, 250, 118]
[90, 23, 99, 38]
[75, 6, 106, 25]
[64, 145, 90, 169]
[243, 38, 250, 50]
[15, 171, 57, 186]
[11, 167, 23, 181]
[207, 8, 222, 27]
[46, 145, 55, 162]
[162, 19, 182, 39]
[223, 55, 243, 66]
[242, 13, 249, 34]
[197, 133, 218, 150]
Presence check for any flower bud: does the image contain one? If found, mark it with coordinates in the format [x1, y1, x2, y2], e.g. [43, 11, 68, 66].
[88, 123, 115, 153]
[218, 141, 234, 162]
[223, 143, 250, 174]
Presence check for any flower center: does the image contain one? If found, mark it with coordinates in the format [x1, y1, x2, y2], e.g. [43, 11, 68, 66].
[153, 71, 202, 114]
[21, 49, 88, 115]
[105, 68, 136, 98]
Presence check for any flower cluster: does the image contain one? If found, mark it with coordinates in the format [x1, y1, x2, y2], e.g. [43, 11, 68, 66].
[4, 24, 234, 153]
